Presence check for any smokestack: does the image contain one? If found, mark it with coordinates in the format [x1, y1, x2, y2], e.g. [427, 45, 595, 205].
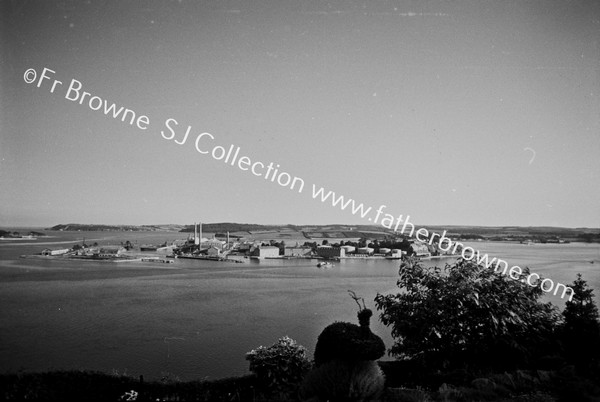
[194, 222, 199, 245]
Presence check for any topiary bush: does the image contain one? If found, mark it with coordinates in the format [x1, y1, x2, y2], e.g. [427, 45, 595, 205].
[301, 291, 386, 401]
[246, 336, 312, 398]
[313, 320, 386, 366]
[314, 291, 385, 366]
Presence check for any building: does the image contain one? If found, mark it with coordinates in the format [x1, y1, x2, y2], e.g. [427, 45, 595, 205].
[41, 248, 70, 256]
[207, 246, 221, 256]
[341, 245, 356, 253]
[317, 246, 345, 259]
[201, 238, 225, 250]
[238, 241, 259, 252]
[357, 247, 375, 255]
[284, 246, 312, 257]
[97, 246, 126, 258]
[410, 242, 431, 257]
[252, 246, 280, 258]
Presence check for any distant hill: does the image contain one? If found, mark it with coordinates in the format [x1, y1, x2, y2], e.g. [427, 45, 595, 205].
[48, 224, 184, 232]
[46, 222, 599, 242]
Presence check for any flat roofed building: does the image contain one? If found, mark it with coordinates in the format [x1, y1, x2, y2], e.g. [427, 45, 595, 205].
[41, 248, 70, 256]
[317, 246, 345, 259]
[253, 246, 280, 258]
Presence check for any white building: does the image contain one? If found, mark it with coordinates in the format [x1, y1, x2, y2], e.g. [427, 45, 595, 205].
[41, 248, 70, 256]
[341, 245, 356, 253]
[252, 246, 280, 258]
[357, 247, 375, 255]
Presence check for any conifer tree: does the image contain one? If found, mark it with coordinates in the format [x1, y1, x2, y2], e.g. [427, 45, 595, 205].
[562, 273, 600, 375]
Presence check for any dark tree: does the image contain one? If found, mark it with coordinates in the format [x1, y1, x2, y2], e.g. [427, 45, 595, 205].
[562, 273, 600, 375]
[375, 258, 560, 371]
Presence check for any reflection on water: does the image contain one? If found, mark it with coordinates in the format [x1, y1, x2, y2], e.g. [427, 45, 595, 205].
[1, 232, 599, 380]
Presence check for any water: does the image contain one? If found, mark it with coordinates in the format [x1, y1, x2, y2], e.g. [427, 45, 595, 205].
[1, 231, 599, 381]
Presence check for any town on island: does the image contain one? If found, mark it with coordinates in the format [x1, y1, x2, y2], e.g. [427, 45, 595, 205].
[9, 222, 593, 266]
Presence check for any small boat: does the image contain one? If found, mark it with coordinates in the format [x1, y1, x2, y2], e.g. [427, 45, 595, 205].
[317, 261, 333, 268]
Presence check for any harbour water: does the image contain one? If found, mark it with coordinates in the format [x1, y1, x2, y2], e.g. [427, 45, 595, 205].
[1, 231, 599, 381]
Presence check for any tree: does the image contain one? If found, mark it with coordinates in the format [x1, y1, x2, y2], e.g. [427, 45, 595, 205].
[374, 258, 559, 371]
[561, 273, 600, 375]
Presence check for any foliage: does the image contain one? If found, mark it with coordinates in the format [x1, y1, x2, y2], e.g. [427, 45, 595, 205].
[313, 292, 385, 366]
[313, 321, 386, 366]
[246, 336, 312, 397]
[561, 273, 600, 374]
[300, 359, 385, 402]
[374, 259, 560, 371]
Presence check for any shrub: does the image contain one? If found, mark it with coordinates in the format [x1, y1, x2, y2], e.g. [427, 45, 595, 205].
[313, 321, 386, 366]
[300, 359, 385, 401]
[314, 291, 385, 366]
[375, 258, 560, 371]
[246, 336, 312, 397]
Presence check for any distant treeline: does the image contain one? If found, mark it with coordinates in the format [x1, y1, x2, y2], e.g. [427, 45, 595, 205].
[430, 225, 600, 238]
[179, 223, 302, 233]
[48, 224, 181, 232]
[44, 223, 600, 241]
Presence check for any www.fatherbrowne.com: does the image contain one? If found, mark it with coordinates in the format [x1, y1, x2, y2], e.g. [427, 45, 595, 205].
[311, 184, 575, 301]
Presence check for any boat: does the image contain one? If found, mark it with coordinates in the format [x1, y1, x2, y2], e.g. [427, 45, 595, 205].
[140, 245, 158, 251]
[317, 261, 333, 268]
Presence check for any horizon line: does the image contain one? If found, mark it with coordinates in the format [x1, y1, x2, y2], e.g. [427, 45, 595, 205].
[1, 222, 599, 231]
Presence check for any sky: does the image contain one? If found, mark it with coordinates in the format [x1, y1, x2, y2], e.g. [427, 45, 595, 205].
[1, 0, 599, 228]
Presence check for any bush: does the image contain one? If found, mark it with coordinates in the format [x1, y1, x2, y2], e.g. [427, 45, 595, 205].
[375, 258, 560, 372]
[300, 359, 385, 401]
[313, 320, 386, 366]
[246, 336, 312, 397]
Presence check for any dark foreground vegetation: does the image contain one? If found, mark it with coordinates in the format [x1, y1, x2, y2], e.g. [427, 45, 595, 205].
[2, 363, 600, 401]
[2, 259, 600, 401]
